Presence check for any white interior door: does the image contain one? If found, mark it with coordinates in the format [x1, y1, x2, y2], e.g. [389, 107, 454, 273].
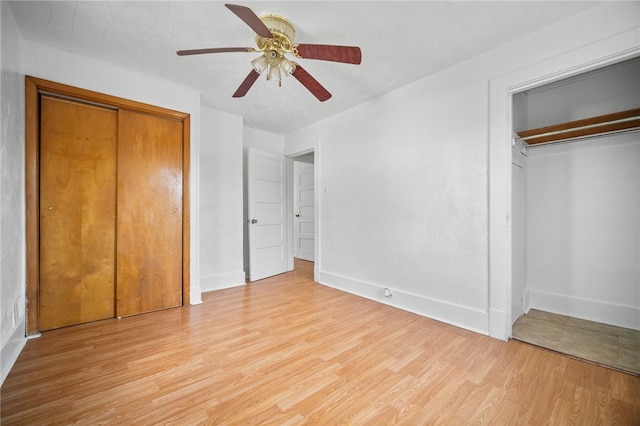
[511, 161, 525, 325]
[293, 161, 315, 262]
[248, 148, 287, 281]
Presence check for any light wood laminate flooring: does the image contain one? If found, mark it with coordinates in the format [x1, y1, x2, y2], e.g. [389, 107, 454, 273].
[512, 309, 640, 376]
[2, 260, 639, 424]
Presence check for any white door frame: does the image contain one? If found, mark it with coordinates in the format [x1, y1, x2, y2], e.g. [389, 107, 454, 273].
[488, 33, 639, 340]
[510, 159, 525, 326]
[285, 148, 319, 279]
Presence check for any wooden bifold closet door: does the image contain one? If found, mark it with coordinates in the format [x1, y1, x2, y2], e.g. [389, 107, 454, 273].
[38, 95, 184, 331]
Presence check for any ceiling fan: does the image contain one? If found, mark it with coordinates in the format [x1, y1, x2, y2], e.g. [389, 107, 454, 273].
[177, 3, 362, 102]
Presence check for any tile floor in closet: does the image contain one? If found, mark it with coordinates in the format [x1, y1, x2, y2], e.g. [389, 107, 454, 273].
[512, 309, 640, 376]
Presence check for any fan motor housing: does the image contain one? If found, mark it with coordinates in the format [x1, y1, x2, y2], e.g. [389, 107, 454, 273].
[255, 14, 295, 54]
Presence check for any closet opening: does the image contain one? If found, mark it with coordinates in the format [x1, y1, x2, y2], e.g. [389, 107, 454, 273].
[509, 57, 640, 375]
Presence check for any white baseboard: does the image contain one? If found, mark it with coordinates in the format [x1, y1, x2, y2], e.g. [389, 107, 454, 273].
[1, 318, 27, 386]
[200, 270, 246, 293]
[317, 270, 489, 336]
[489, 308, 508, 341]
[529, 289, 640, 330]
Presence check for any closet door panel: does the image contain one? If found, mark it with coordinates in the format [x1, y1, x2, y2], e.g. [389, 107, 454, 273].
[116, 110, 183, 316]
[39, 96, 117, 330]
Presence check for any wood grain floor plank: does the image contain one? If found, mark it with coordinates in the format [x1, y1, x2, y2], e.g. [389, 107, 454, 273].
[2, 259, 639, 424]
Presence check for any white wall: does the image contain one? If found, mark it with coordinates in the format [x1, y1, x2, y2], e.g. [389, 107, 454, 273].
[287, 59, 491, 334]
[287, 1, 640, 337]
[242, 127, 285, 275]
[200, 106, 245, 292]
[1, 1, 27, 385]
[526, 135, 639, 329]
[244, 127, 285, 154]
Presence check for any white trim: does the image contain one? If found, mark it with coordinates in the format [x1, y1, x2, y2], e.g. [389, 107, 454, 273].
[1, 319, 26, 385]
[285, 144, 319, 277]
[523, 289, 531, 314]
[489, 309, 507, 340]
[314, 139, 321, 283]
[285, 156, 295, 272]
[489, 29, 640, 340]
[529, 289, 640, 330]
[317, 270, 489, 336]
[190, 101, 202, 305]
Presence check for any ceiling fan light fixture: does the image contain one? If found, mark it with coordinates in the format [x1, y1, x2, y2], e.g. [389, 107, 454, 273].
[178, 4, 361, 100]
[280, 57, 296, 76]
[267, 63, 282, 86]
[251, 55, 268, 74]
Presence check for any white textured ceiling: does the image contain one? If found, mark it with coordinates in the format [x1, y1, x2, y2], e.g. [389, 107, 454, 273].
[9, 1, 602, 134]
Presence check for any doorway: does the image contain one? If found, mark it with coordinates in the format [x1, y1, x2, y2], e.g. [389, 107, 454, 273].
[287, 150, 316, 274]
[245, 147, 317, 280]
[292, 153, 315, 262]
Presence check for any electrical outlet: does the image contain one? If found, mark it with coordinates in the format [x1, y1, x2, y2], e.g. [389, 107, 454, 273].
[384, 288, 393, 299]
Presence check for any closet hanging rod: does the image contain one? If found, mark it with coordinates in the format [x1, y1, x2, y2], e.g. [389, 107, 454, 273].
[523, 127, 639, 150]
[516, 107, 640, 145]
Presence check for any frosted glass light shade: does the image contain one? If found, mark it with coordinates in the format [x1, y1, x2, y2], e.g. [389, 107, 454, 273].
[280, 58, 296, 76]
[251, 55, 268, 74]
[267, 63, 281, 82]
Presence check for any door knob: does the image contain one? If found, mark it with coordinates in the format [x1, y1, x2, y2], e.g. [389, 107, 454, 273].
[251, 219, 258, 224]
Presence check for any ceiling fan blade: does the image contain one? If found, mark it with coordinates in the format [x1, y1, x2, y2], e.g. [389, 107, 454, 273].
[225, 4, 273, 39]
[294, 44, 362, 65]
[292, 65, 332, 102]
[177, 47, 254, 56]
[232, 69, 261, 98]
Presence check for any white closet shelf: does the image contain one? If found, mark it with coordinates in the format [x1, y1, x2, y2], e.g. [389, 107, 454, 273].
[516, 107, 640, 145]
